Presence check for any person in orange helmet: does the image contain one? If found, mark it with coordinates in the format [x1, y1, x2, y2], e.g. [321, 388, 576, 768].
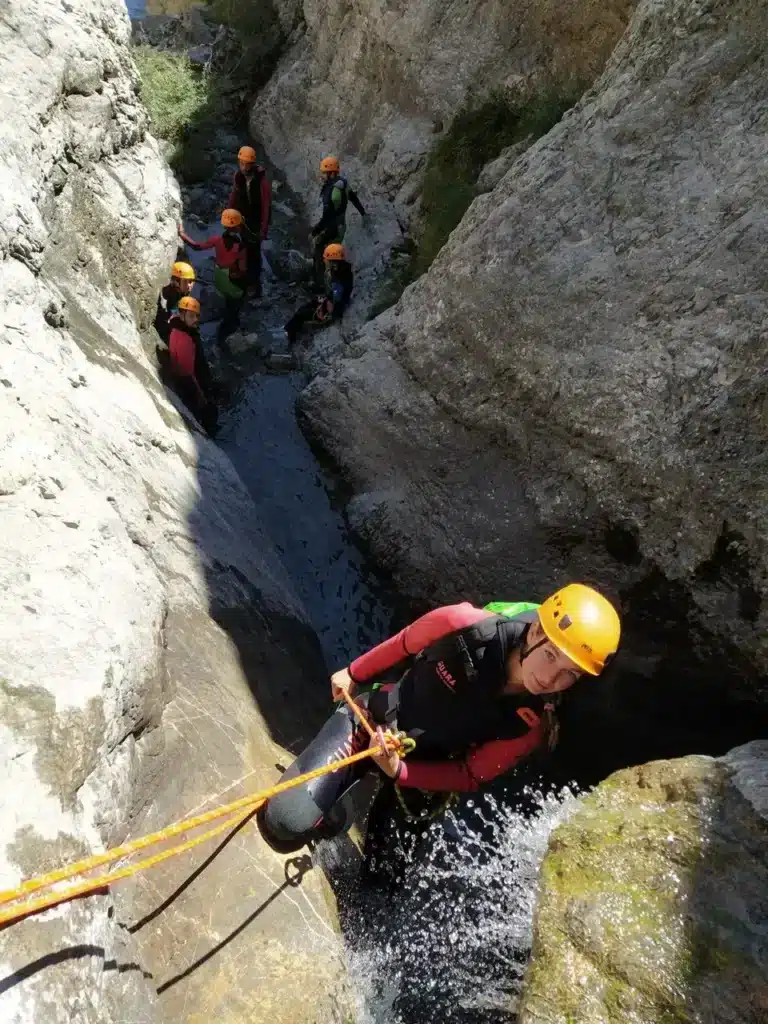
[165, 296, 218, 436]
[257, 584, 621, 882]
[178, 210, 247, 343]
[310, 155, 366, 287]
[154, 261, 195, 343]
[228, 145, 271, 297]
[284, 242, 354, 343]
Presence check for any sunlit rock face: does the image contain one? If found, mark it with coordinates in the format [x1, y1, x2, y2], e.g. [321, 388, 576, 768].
[0, 2, 346, 1021]
[299, 0, 768, 695]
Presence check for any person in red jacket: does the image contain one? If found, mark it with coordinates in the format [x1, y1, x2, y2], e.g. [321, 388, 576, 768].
[166, 296, 218, 436]
[178, 210, 247, 343]
[228, 145, 271, 297]
[257, 585, 621, 877]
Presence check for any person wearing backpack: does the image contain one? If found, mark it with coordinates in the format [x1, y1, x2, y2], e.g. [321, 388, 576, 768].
[310, 155, 366, 287]
[154, 261, 196, 343]
[256, 584, 621, 865]
[178, 210, 248, 343]
[283, 242, 354, 343]
[164, 296, 219, 436]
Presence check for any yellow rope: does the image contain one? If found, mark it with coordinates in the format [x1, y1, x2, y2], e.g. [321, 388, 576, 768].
[0, 725, 411, 928]
[0, 807, 255, 928]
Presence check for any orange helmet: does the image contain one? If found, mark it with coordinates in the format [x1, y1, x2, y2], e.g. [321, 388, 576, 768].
[221, 209, 243, 228]
[178, 296, 201, 315]
[320, 156, 340, 175]
[238, 145, 257, 163]
[171, 261, 195, 282]
[323, 243, 345, 261]
[537, 584, 621, 676]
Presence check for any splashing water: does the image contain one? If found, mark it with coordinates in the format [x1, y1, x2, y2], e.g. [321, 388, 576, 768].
[341, 786, 581, 1024]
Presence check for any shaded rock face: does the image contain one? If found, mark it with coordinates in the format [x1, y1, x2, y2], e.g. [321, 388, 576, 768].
[520, 741, 768, 1024]
[254, 0, 634, 325]
[256, 0, 633, 222]
[0, 1, 345, 1021]
[299, 0, 768, 717]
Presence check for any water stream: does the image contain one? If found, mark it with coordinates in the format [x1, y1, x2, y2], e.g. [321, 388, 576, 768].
[165, 117, 557, 1023]
[331, 788, 580, 1023]
[126, 3, 580, 1015]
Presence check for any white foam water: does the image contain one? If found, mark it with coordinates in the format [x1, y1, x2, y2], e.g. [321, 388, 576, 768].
[342, 786, 581, 1023]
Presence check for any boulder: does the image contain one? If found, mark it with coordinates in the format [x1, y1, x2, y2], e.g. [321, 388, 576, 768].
[520, 741, 768, 1023]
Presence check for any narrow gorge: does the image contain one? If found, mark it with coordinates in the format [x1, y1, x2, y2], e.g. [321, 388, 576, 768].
[0, 1, 766, 1023]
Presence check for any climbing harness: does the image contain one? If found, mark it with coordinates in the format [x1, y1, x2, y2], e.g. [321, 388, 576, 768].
[394, 785, 457, 823]
[0, 692, 414, 929]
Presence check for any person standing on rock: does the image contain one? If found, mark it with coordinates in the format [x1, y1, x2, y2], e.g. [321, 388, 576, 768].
[310, 155, 366, 287]
[165, 296, 218, 436]
[256, 584, 621, 885]
[154, 261, 196, 343]
[284, 242, 354, 343]
[178, 211, 247, 344]
[228, 145, 271, 298]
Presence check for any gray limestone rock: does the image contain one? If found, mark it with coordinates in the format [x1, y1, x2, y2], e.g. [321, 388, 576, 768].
[0, 1, 348, 1020]
[299, 0, 768, 689]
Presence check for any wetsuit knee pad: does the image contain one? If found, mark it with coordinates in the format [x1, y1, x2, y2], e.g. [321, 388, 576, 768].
[256, 703, 365, 851]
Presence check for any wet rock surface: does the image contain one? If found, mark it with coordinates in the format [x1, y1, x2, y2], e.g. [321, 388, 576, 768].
[520, 741, 768, 1024]
[299, 0, 768, 704]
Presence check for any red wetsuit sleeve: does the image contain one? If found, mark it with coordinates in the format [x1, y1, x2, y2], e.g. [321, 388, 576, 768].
[179, 230, 217, 251]
[349, 603, 490, 682]
[397, 728, 544, 792]
[260, 172, 271, 238]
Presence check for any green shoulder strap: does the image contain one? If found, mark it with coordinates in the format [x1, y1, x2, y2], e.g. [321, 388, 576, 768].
[483, 601, 540, 618]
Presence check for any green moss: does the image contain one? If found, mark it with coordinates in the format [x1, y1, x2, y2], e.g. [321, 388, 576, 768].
[370, 87, 579, 317]
[522, 758, 756, 1023]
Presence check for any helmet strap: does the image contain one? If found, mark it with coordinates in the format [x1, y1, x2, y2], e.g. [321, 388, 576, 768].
[519, 630, 547, 665]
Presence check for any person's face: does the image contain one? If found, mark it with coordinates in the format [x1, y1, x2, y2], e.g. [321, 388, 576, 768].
[180, 278, 194, 295]
[239, 159, 254, 175]
[520, 620, 583, 696]
[181, 308, 199, 328]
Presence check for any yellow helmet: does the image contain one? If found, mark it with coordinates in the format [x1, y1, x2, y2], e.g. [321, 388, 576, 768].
[323, 243, 345, 261]
[320, 155, 340, 174]
[178, 296, 200, 315]
[171, 261, 195, 282]
[221, 208, 243, 228]
[537, 584, 620, 676]
[238, 145, 257, 163]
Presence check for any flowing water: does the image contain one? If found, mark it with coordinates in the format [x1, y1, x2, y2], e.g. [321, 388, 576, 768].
[328, 788, 580, 1023]
[172, 128, 574, 1022]
[175, 131, 396, 667]
[131, 9, 583, 1019]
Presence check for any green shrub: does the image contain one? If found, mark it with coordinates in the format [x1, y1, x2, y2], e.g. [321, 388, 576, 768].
[415, 89, 577, 277]
[133, 46, 210, 147]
